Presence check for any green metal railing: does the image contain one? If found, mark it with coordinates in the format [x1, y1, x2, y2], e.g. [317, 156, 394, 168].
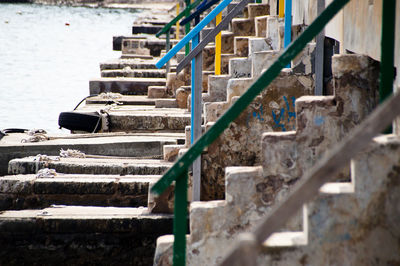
[155, 0, 203, 38]
[380, 0, 396, 133]
[151, 0, 396, 265]
[155, 0, 203, 71]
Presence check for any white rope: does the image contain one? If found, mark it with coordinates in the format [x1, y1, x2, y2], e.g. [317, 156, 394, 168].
[34, 154, 60, 162]
[59, 148, 86, 158]
[100, 112, 110, 132]
[99, 92, 122, 99]
[33, 154, 60, 173]
[36, 168, 57, 178]
[21, 129, 49, 143]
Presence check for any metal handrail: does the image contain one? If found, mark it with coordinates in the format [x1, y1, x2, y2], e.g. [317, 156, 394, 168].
[220, 90, 400, 265]
[176, 0, 250, 73]
[152, 0, 351, 196]
[179, 0, 221, 26]
[155, 0, 234, 69]
[151, 0, 356, 265]
[221, 0, 397, 262]
[155, 0, 203, 38]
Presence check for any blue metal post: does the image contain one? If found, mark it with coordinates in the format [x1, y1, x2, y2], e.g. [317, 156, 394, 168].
[284, 0, 292, 68]
[191, 17, 200, 145]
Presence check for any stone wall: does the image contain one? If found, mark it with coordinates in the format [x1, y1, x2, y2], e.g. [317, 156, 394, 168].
[201, 71, 315, 200]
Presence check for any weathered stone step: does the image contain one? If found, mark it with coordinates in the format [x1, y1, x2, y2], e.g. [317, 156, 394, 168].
[74, 104, 191, 131]
[247, 3, 270, 18]
[122, 37, 179, 57]
[101, 69, 166, 78]
[231, 17, 256, 36]
[0, 205, 173, 265]
[8, 156, 173, 175]
[132, 24, 166, 35]
[100, 58, 169, 71]
[120, 54, 153, 60]
[0, 132, 184, 176]
[89, 77, 166, 95]
[0, 174, 160, 210]
[86, 95, 158, 105]
[113, 35, 145, 51]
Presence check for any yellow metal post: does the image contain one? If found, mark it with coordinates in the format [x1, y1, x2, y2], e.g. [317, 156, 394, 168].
[176, 3, 180, 39]
[215, 12, 222, 75]
[278, 0, 284, 17]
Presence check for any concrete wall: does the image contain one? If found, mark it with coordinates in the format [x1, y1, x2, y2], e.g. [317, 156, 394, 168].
[293, 0, 400, 134]
[293, 0, 400, 87]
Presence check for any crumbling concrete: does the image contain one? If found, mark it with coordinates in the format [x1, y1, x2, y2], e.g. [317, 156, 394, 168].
[0, 173, 160, 210]
[8, 156, 173, 176]
[0, 132, 184, 176]
[201, 70, 314, 200]
[0, 205, 174, 266]
[153, 54, 381, 266]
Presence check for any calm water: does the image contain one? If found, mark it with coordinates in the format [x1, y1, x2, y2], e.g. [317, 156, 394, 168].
[0, 3, 140, 133]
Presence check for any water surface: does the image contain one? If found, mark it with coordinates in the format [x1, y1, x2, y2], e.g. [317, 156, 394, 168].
[0, 3, 140, 133]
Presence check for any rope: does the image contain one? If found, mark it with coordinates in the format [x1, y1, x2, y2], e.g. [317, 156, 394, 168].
[21, 129, 49, 143]
[84, 154, 163, 160]
[33, 154, 60, 173]
[36, 168, 57, 178]
[99, 92, 123, 100]
[60, 148, 86, 158]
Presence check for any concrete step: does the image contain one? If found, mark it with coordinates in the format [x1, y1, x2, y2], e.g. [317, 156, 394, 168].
[0, 132, 184, 176]
[100, 58, 168, 71]
[234, 36, 250, 57]
[0, 174, 160, 210]
[155, 99, 178, 108]
[86, 94, 158, 105]
[74, 104, 191, 132]
[202, 36, 248, 73]
[247, 3, 270, 18]
[248, 37, 274, 55]
[8, 156, 173, 175]
[100, 69, 166, 78]
[163, 144, 185, 162]
[148, 86, 168, 98]
[122, 37, 179, 57]
[251, 50, 280, 78]
[89, 77, 166, 95]
[132, 24, 166, 35]
[202, 70, 214, 91]
[175, 86, 191, 109]
[112, 35, 145, 51]
[266, 15, 284, 50]
[121, 54, 153, 60]
[203, 74, 230, 103]
[221, 31, 235, 54]
[259, 135, 400, 265]
[229, 57, 251, 78]
[255, 15, 268, 37]
[0, 205, 173, 265]
[231, 17, 255, 36]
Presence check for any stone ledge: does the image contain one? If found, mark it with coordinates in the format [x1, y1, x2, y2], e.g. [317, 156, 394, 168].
[0, 174, 161, 210]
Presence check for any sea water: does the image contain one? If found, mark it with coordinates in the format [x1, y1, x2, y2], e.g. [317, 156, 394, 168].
[0, 3, 140, 133]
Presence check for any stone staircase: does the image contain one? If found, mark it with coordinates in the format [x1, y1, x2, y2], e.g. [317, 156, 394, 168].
[0, 1, 396, 266]
[181, 5, 313, 200]
[0, 3, 278, 264]
[256, 133, 400, 265]
[0, 8, 187, 266]
[153, 52, 385, 265]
